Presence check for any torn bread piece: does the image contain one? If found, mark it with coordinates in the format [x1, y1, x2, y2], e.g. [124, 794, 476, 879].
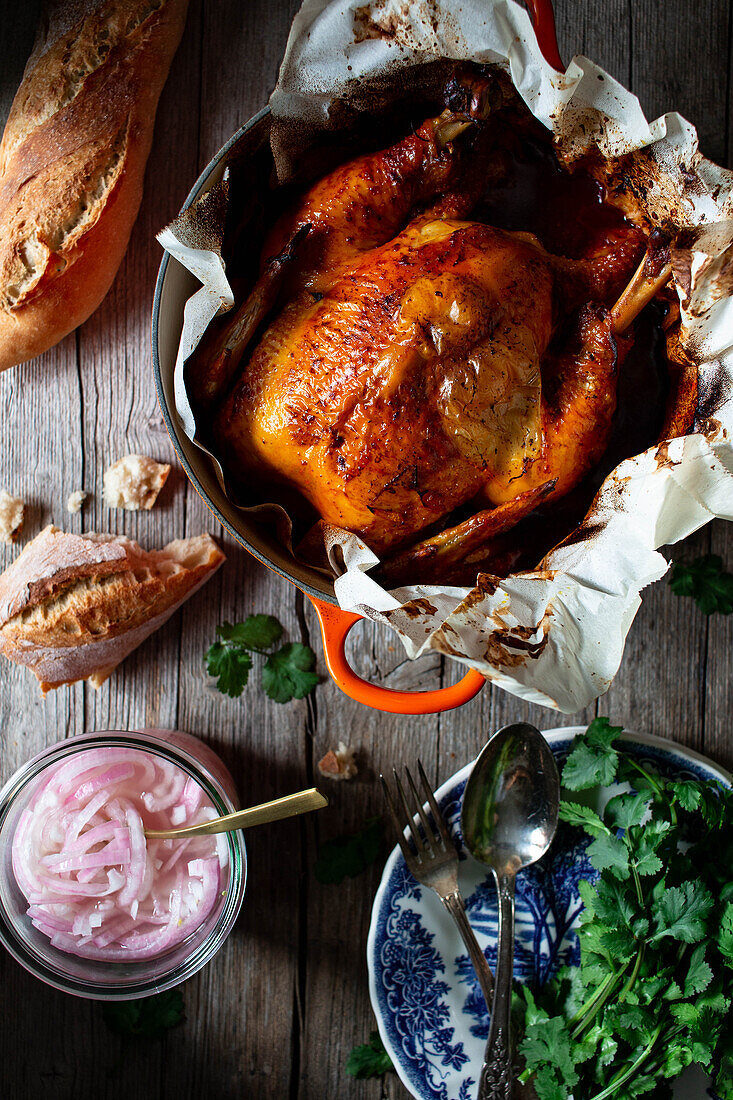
[317, 741, 358, 781]
[0, 526, 224, 692]
[103, 455, 171, 510]
[0, 490, 24, 544]
[66, 490, 88, 514]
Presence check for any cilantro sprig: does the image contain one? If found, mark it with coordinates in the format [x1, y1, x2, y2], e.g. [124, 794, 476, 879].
[314, 817, 384, 884]
[346, 1030, 394, 1078]
[205, 614, 318, 703]
[670, 554, 733, 614]
[517, 717, 733, 1100]
[102, 990, 184, 1039]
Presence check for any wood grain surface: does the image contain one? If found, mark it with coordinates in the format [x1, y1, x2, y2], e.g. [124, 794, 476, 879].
[0, 2, 730, 1098]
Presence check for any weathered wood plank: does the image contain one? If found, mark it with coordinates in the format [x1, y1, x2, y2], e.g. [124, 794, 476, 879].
[633, 0, 730, 165]
[297, 609, 445, 1099]
[160, 1, 308, 1097]
[0, 1, 203, 1097]
[601, 0, 730, 752]
[554, 0, 630, 83]
[0, 3, 91, 1089]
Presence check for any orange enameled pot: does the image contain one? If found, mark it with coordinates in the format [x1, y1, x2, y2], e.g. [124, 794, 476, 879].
[151, 0, 563, 714]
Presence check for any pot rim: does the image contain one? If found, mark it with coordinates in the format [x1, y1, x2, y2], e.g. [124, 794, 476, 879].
[150, 105, 336, 606]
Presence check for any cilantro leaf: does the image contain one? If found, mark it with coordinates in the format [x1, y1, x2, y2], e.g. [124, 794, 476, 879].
[582, 876, 643, 935]
[603, 1002, 656, 1045]
[563, 741, 619, 789]
[585, 716, 625, 749]
[670, 555, 733, 615]
[684, 945, 714, 996]
[604, 790, 652, 830]
[559, 800, 608, 837]
[599, 923, 639, 960]
[586, 833, 630, 879]
[218, 614, 283, 650]
[699, 785, 729, 829]
[667, 779, 703, 812]
[519, 985, 551, 1028]
[718, 902, 733, 965]
[262, 642, 319, 703]
[649, 882, 714, 944]
[630, 818, 671, 876]
[532, 1065, 568, 1100]
[562, 718, 623, 790]
[346, 1031, 394, 1078]
[661, 1039, 694, 1076]
[521, 1016, 579, 1091]
[688, 1007, 724, 1066]
[205, 617, 318, 704]
[633, 850, 663, 877]
[205, 640, 253, 697]
[314, 817, 384, 884]
[102, 990, 184, 1039]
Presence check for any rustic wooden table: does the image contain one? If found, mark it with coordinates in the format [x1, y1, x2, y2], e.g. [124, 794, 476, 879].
[0, 2, 731, 1098]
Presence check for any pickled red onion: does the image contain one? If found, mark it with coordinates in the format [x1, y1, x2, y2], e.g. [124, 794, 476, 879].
[12, 746, 228, 961]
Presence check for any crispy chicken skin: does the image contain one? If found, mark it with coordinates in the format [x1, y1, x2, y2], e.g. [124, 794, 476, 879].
[193, 71, 646, 572]
[216, 218, 553, 551]
[214, 215, 622, 555]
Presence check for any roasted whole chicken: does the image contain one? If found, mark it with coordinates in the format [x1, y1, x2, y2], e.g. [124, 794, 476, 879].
[189, 70, 671, 585]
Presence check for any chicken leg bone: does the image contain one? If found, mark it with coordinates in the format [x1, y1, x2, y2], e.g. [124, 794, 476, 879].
[610, 229, 673, 335]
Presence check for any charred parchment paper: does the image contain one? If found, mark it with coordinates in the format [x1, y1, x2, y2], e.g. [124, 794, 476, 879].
[158, 0, 733, 712]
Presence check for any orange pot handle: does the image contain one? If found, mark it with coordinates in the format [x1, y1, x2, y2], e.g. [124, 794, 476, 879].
[524, 0, 565, 71]
[308, 596, 485, 714]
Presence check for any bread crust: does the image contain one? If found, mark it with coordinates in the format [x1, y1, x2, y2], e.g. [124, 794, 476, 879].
[0, 0, 189, 370]
[0, 526, 224, 690]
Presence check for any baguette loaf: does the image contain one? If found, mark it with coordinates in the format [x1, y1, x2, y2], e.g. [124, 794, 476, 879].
[0, 525, 224, 691]
[0, 0, 189, 371]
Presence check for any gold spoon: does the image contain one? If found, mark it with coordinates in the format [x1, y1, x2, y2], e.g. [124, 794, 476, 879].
[144, 788, 328, 840]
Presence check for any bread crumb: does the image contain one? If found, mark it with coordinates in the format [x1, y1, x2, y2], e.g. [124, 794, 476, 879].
[103, 455, 171, 511]
[66, 490, 88, 514]
[0, 490, 24, 544]
[318, 741, 358, 780]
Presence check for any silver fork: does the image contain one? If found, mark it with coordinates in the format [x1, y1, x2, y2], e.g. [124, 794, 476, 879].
[381, 760, 494, 1010]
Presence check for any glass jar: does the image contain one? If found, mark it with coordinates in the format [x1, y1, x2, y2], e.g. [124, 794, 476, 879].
[0, 729, 246, 1000]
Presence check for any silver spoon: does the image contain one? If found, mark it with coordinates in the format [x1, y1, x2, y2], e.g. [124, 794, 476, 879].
[461, 723, 560, 1100]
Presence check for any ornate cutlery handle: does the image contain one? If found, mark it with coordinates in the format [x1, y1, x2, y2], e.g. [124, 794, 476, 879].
[442, 890, 494, 1009]
[479, 870, 516, 1100]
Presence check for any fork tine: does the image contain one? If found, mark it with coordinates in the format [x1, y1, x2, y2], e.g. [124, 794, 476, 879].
[405, 765, 442, 854]
[393, 768, 426, 854]
[380, 775, 415, 865]
[417, 759, 453, 847]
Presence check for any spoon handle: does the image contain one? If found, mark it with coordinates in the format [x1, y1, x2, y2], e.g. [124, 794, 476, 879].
[479, 870, 516, 1100]
[144, 789, 328, 839]
[442, 891, 494, 1008]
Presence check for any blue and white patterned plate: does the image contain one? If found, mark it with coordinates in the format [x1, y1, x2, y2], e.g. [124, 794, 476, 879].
[367, 727, 731, 1100]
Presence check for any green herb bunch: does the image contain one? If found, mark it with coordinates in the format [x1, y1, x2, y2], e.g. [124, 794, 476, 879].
[205, 614, 318, 703]
[670, 555, 733, 615]
[518, 718, 733, 1100]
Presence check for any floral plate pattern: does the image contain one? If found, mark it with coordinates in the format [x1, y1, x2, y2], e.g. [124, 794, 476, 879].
[367, 727, 732, 1100]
